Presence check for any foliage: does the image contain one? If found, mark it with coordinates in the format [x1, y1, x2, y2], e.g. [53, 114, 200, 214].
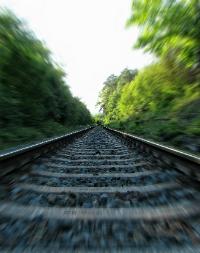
[98, 60, 200, 153]
[98, 0, 200, 154]
[127, 0, 200, 68]
[98, 68, 138, 124]
[0, 10, 92, 150]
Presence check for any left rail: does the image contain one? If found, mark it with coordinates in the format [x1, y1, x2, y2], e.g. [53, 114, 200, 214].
[0, 126, 93, 176]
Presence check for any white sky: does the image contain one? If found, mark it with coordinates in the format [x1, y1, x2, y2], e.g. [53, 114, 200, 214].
[0, 0, 153, 113]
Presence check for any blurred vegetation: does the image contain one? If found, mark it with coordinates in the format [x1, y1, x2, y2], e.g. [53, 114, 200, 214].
[0, 10, 92, 150]
[98, 0, 200, 154]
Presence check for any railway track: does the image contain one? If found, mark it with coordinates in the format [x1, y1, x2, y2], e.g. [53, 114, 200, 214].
[0, 126, 200, 252]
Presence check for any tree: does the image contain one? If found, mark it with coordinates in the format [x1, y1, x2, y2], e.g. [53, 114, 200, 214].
[0, 10, 92, 149]
[97, 68, 138, 123]
[127, 0, 200, 68]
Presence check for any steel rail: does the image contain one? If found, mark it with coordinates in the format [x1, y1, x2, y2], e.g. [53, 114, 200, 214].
[104, 126, 200, 180]
[0, 126, 93, 176]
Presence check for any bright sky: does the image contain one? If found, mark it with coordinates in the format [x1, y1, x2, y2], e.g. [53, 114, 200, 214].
[0, 0, 153, 113]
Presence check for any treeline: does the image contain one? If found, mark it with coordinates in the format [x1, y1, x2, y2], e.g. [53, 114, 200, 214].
[98, 0, 200, 153]
[0, 10, 92, 150]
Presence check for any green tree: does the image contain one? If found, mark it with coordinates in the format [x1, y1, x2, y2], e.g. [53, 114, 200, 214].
[98, 68, 137, 123]
[127, 0, 200, 68]
[0, 10, 92, 149]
